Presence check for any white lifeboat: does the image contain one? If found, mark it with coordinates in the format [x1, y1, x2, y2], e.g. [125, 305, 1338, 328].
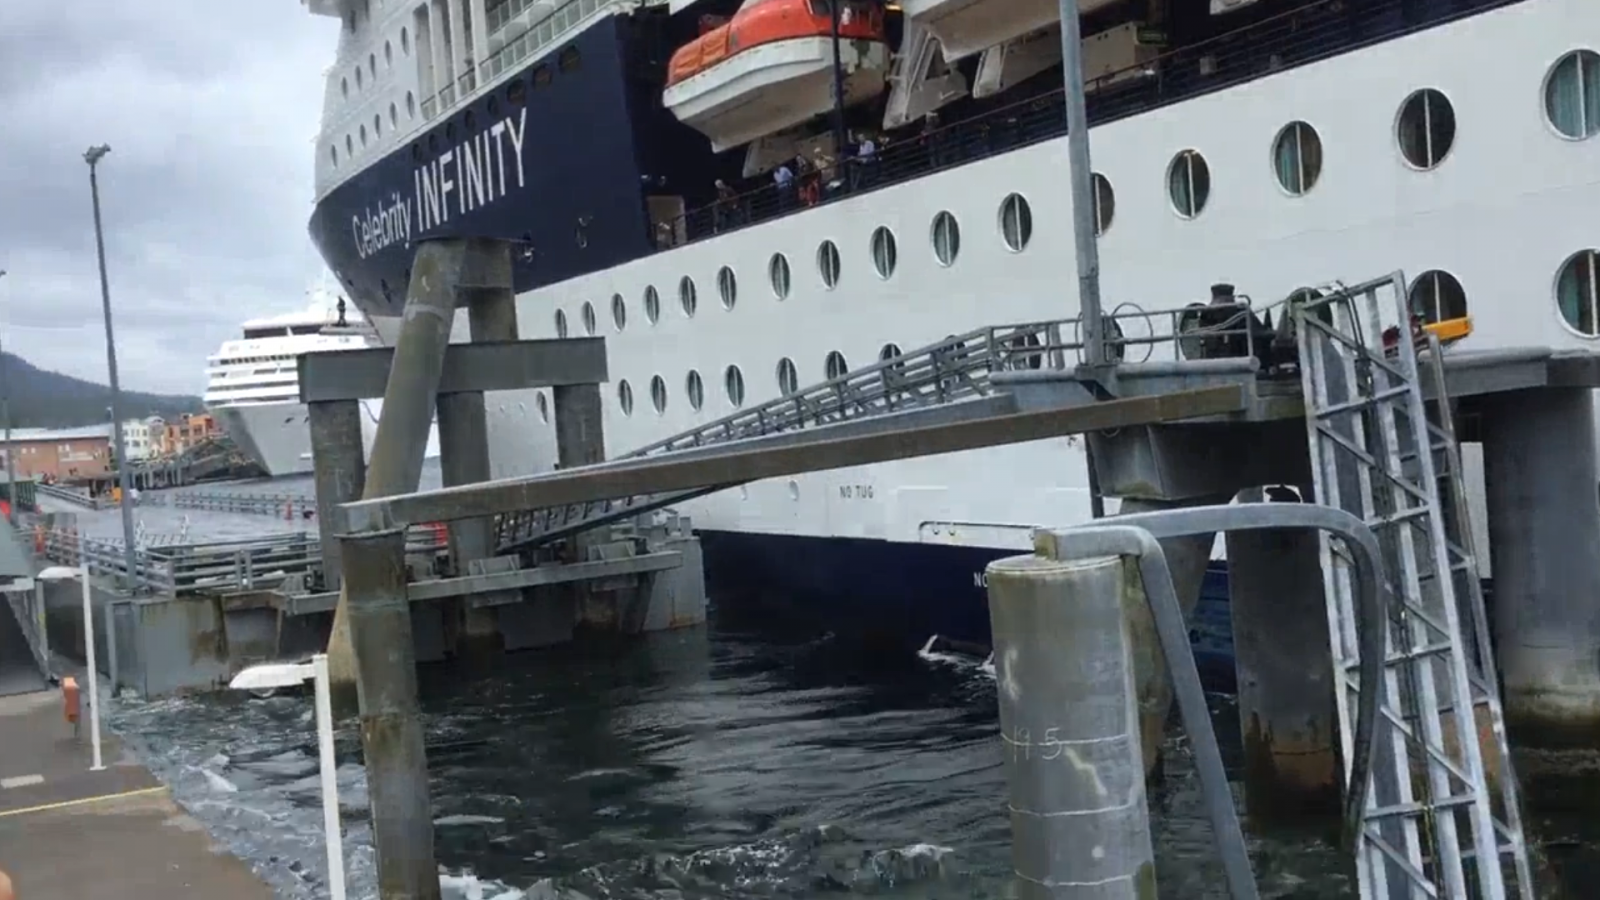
[662, 0, 891, 153]
[896, 0, 1121, 64]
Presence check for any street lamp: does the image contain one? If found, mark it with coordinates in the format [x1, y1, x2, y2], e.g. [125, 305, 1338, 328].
[83, 145, 139, 586]
[228, 656, 347, 900]
[38, 560, 104, 771]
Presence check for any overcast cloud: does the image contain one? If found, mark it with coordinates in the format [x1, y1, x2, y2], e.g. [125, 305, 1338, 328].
[0, 2, 339, 396]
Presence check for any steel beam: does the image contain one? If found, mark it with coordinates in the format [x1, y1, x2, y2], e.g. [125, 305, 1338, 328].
[339, 385, 1248, 533]
[297, 338, 608, 404]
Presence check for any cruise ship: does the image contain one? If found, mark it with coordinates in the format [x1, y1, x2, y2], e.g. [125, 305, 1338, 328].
[204, 289, 441, 477]
[302, 0, 1600, 650]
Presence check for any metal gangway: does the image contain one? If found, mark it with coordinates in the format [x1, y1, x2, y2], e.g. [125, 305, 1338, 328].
[1295, 275, 1532, 899]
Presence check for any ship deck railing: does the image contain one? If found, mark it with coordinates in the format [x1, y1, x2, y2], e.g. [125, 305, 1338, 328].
[658, 0, 1521, 252]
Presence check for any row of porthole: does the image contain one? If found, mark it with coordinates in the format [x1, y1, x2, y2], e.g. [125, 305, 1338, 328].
[331, 23, 417, 168]
[552, 251, 1600, 422]
[555, 248, 1600, 348]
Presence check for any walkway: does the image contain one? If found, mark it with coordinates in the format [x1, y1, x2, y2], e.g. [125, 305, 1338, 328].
[0, 690, 273, 899]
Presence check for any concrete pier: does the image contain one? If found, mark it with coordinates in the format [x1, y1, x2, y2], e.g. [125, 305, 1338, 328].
[986, 552, 1156, 899]
[306, 399, 367, 592]
[1481, 387, 1600, 746]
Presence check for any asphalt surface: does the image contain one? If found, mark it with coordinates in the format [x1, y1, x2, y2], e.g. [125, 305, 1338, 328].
[0, 690, 274, 899]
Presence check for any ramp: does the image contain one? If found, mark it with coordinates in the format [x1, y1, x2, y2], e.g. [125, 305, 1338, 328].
[0, 525, 46, 696]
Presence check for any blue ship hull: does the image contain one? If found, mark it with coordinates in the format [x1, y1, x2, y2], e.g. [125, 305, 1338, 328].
[699, 530, 1239, 691]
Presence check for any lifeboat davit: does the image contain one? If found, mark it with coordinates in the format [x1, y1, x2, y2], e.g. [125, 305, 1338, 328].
[663, 0, 890, 153]
[897, 0, 1120, 64]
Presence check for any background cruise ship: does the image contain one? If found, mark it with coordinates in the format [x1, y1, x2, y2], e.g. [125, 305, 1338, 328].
[302, 0, 1600, 646]
[204, 287, 441, 477]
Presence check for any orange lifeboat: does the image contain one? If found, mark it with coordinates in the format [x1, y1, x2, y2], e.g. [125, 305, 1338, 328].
[663, 0, 891, 153]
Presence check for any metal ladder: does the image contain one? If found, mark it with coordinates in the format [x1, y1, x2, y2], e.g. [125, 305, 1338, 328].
[1294, 273, 1533, 900]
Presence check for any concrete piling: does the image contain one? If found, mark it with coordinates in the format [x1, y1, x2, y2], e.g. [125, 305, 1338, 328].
[1117, 495, 1221, 777]
[436, 278, 518, 653]
[326, 237, 512, 691]
[339, 526, 439, 900]
[1481, 387, 1600, 747]
[986, 552, 1157, 899]
[1225, 518, 1339, 826]
[307, 399, 367, 592]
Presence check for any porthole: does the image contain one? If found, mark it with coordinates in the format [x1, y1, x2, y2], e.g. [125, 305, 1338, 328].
[558, 45, 581, 73]
[389, 102, 398, 128]
[679, 276, 697, 317]
[385, 40, 393, 67]
[717, 266, 737, 310]
[554, 309, 569, 338]
[650, 375, 667, 414]
[1396, 88, 1456, 170]
[769, 253, 791, 300]
[360, 124, 368, 147]
[1407, 270, 1468, 324]
[368, 53, 377, 79]
[507, 79, 526, 106]
[611, 293, 626, 331]
[341, 76, 349, 99]
[373, 114, 382, 138]
[406, 91, 416, 118]
[725, 365, 746, 407]
[644, 285, 661, 324]
[1545, 50, 1600, 140]
[355, 67, 363, 90]
[401, 26, 410, 54]
[817, 241, 841, 289]
[329, 145, 339, 167]
[1167, 150, 1211, 218]
[346, 134, 354, 155]
[581, 300, 597, 335]
[870, 226, 897, 279]
[1272, 121, 1323, 196]
[686, 369, 705, 411]
[536, 392, 549, 424]
[1556, 250, 1600, 336]
[931, 211, 961, 266]
[618, 379, 634, 417]
[825, 350, 849, 380]
[776, 357, 799, 395]
[999, 194, 1032, 252]
[1092, 173, 1115, 236]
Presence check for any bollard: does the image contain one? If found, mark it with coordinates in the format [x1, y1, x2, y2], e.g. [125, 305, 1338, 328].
[340, 527, 438, 900]
[986, 552, 1157, 899]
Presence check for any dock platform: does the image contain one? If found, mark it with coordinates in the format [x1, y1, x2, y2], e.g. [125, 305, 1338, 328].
[0, 689, 273, 899]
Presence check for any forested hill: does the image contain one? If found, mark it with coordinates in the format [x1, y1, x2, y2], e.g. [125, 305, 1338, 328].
[2, 353, 201, 428]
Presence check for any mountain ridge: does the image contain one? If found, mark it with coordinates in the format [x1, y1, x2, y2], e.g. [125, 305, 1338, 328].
[0, 353, 202, 429]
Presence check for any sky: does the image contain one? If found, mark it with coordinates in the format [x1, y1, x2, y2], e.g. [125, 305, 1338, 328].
[0, 2, 341, 396]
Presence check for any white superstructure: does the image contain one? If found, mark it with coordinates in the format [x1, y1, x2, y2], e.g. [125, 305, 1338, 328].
[205, 288, 440, 477]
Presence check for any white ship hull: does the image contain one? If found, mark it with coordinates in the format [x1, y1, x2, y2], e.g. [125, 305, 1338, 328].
[211, 399, 441, 478]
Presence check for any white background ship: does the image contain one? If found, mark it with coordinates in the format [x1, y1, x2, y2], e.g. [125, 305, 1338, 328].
[204, 287, 440, 478]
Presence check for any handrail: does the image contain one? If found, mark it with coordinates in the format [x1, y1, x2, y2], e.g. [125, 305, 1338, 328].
[657, 0, 1520, 250]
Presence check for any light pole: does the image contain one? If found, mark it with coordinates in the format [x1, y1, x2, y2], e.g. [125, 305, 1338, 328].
[0, 269, 12, 525]
[83, 145, 139, 587]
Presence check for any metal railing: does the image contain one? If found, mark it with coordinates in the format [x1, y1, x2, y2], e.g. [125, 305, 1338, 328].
[34, 481, 104, 510]
[145, 490, 319, 520]
[29, 525, 450, 597]
[422, 0, 611, 121]
[495, 294, 1285, 549]
[657, 0, 1520, 252]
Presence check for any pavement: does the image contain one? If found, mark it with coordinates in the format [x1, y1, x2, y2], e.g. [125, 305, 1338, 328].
[0, 689, 275, 899]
